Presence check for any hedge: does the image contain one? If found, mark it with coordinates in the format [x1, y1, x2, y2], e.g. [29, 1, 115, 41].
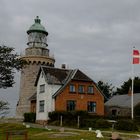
[24, 112, 36, 123]
[48, 111, 109, 128]
[115, 120, 138, 131]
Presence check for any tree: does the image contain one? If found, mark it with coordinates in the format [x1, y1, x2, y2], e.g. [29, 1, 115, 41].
[0, 100, 9, 116]
[0, 45, 27, 88]
[115, 77, 140, 95]
[97, 80, 115, 101]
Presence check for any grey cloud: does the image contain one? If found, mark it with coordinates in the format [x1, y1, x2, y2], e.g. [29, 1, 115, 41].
[1, 0, 140, 116]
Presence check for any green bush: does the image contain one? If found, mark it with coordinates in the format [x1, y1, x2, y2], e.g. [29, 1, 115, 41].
[48, 111, 109, 129]
[135, 116, 140, 126]
[48, 111, 88, 121]
[80, 118, 96, 128]
[80, 118, 111, 129]
[48, 111, 61, 121]
[134, 103, 140, 117]
[95, 119, 111, 128]
[115, 120, 138, 131]
[24, 112, 36, 123]
[75, 110, 88, 116]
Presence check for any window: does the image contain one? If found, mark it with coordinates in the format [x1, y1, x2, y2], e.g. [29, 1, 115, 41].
[78, 85, 84, 93]
[67, 100, 76, 111]
[87, 102, 96, 113]
[40, 84, 45, 93]
[39, 100, 44, 112]
[69, 84, 76, 93]
[87, 86, 94, 94]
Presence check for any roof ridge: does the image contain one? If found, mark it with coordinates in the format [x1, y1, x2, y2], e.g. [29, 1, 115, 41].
[52, 69, 75, 98]
[71, 69, 78, 79]
[72, 69, 93, 81]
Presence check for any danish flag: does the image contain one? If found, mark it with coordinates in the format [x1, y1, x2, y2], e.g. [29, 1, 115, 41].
[133, 50, 140, 64]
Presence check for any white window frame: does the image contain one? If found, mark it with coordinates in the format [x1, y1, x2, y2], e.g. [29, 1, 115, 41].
[78, 85, 85, 93]
[67, 100, 76, 111]
[87, 101, 96, 113]
[40, 84, 45, 93]
[39, 100, 45, 112]
[69, 84, 76, 93]
[87, 86, 94, 94]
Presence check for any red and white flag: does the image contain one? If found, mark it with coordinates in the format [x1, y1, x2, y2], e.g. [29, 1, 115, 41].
[133, 50, 140, 64]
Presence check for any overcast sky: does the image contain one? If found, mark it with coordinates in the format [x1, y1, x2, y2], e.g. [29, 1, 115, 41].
[1, 0, 140, 116]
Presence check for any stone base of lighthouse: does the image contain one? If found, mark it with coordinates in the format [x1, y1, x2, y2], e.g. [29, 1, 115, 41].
[16, 64, 39, 118]
[16, 57, 55, 118]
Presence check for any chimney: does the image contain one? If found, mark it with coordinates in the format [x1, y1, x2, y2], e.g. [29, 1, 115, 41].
[61, 64, 66, 69]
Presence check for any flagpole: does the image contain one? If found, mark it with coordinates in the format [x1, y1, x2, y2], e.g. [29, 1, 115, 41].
[131, 60, 134, 120]
[131, 47, 136, 120]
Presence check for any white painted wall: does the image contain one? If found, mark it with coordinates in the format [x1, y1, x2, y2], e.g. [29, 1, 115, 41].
[36, 71, 61, 121]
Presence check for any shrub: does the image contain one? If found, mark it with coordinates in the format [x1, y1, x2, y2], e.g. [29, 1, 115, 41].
[75, 111, 88, 116]
[115, 120, 138, 131]
[48, 111, 108, 128]
[95, 119, 111, 128]
[48, 111, 88, 121]
[80, 118, 96, 128]
[48, 111, 61, 121]
[24, 112, 36, 123]
[134, 103, 140, 117]
[135, 116, 140, 126]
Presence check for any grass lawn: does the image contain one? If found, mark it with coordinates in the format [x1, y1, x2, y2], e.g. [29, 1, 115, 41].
[0, 123, 139, 140]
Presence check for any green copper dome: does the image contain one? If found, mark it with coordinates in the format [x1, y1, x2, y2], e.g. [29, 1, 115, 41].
[27, 16, 48, 35]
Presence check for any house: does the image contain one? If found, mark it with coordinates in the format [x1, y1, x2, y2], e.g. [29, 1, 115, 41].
[105, 90, 140, 117]
[32, 66, 105, 123]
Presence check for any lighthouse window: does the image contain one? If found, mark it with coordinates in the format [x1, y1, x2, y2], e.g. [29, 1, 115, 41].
[40, 84, 45, 93]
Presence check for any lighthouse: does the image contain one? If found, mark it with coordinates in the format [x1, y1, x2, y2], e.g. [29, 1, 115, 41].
[16, 16, 55, 118]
